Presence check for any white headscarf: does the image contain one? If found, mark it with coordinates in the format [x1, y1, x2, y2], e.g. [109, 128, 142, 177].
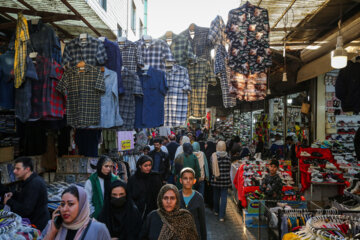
[174, 136, 190, 159]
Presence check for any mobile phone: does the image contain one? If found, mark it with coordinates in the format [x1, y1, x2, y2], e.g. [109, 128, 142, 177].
[54, 214, 63, 229]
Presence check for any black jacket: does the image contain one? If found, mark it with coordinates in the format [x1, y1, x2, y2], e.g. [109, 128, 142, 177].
[127, 171, 163, 222]
[166, 141, 180, 161]
[7, 173, 50, 230]
[335, 61, 360, 113]
[148, 149, 170, 181]
[179, 190, 207, 240]
[139, 210, 163, 240]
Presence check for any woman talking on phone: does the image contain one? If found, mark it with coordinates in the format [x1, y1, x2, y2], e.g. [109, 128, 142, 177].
[42, 186, 111, 240]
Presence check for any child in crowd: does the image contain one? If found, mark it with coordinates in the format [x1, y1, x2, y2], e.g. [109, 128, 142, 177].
[179, 168, 207, 240]
[260, 160, 283, 200]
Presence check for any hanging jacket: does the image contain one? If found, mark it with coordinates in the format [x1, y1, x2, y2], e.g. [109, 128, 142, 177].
[335, 61, 360, 113]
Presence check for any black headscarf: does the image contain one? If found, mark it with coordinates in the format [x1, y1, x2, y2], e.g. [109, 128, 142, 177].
[205, 141, 216, 162]
[183, 143, 193, 156]
[135, 155, 153, 178]
[98, 180, 141, 239]
[199, 141, 206, 153]
[97, 155, 113, 204]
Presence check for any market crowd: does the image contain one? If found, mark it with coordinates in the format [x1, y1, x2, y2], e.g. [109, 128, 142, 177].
[0, 126, 296, 240]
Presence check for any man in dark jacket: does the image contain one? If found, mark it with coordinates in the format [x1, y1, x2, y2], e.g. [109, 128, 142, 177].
[166, 134, 180, 184]
[179, 168, 206, 240]
[3, 157, 50, 230]
[149, 138, 170, 183]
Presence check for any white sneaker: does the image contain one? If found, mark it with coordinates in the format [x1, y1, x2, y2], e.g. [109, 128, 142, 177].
[325, 177, 337, 183]
[312, 177, 323, 183]
[326, 163, 337, 170]
[300, 151, 311, 157]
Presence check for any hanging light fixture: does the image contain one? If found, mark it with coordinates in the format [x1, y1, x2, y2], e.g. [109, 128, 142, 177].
[331, 4, 347, 69]
[282, 12, 288, 82]
[331, 34, 347, 69]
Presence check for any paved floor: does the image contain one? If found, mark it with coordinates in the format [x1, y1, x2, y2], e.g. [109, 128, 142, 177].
[206, 197, 257, 240]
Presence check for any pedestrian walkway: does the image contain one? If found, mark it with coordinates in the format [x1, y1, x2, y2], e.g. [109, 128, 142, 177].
[206, 197, 257, 240]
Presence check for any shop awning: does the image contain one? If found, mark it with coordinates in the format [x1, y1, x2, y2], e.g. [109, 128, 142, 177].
[0, 0, 116, 40]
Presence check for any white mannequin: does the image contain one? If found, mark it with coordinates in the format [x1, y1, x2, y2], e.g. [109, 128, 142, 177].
[98, 36, 106, 42]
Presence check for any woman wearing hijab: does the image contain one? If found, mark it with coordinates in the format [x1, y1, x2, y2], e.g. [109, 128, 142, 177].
[140, 184, 198, 240]
[204, 141, 216, 208]
[174, 143, 201, 189]
[192, 142, 209, 196]
[210, 141, 232, 222]
[127, 155, 163, 222]
[85, 155, 119, 219]
[174, 136, 190, 159]
[42, 186, 111, 240]
[98, 180, 141, 240]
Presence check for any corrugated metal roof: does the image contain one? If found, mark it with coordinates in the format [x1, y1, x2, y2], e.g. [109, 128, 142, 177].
[0, 0, 116, 40]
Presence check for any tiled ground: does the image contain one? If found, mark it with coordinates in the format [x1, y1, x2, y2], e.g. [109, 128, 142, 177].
[206, 197, 258, 240]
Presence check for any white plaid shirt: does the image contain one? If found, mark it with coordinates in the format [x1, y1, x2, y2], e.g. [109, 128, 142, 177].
[164, 65, 191, 127]
[136, 38, 174, 71]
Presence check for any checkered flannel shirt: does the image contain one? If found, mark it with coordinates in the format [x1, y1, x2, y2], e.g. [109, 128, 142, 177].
[164, 65, 191, 127]
[208, 15, 227, 47]
[118, 67, 143, 131]
[215, 45, 236, 108]
[159, 33, 196, 67]
[14, 13, 30, 88]
[136, 38, 175, 71]
[119, 40, 144, 73]
[56, 65, 105, 128]
[188, 58, 217, 118]
[180, 25, 213, 62]
[31, 56, 65, 119]
[62, 35, 108, 67]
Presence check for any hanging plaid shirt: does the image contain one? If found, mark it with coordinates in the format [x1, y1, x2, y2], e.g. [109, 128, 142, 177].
[119, 40, 143, 73]
[159, 33, 196, 67]
[118, 67, 143, 131]
[136, 37, 175, 72]
[31, 56, 65, 119]
[14, 13, 30, 88]
[180, 25, 213, 62]
[215, 45, 237, 108]
[208, 15, 227, 47]
[62, 35, 108, 67]
[164, 65, 191, 127]
[188, 59, 217, 118]
[209, 15, 236, 108]
[225, 2, 272, 75]
[56, 65, 105, 128]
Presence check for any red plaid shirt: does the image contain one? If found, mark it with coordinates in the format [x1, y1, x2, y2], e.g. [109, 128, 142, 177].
[31, 56, 65, 119]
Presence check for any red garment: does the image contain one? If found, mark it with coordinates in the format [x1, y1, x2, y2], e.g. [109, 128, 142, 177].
[233, 165, 247, 207]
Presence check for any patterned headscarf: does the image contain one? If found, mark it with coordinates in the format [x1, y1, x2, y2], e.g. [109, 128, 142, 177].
[156, 184, 198, 240]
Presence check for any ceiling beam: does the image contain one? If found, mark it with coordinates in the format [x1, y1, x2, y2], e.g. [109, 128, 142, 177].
[15, 0, 75, 39]
[50, 23, 74, 39]
[257, 0, 263, 7]
[0, 12, 16, 21]
[272, 26, 333, 32]
[60, 0, 101, 37]
[271, 0, 297, 30]
[0, 15, 81, 29]
[0, 7, 79, 20]
[271, 48, 302, 62]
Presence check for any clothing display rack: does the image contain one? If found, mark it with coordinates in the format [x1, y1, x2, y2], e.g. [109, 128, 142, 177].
[258, 200, 360, 240]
